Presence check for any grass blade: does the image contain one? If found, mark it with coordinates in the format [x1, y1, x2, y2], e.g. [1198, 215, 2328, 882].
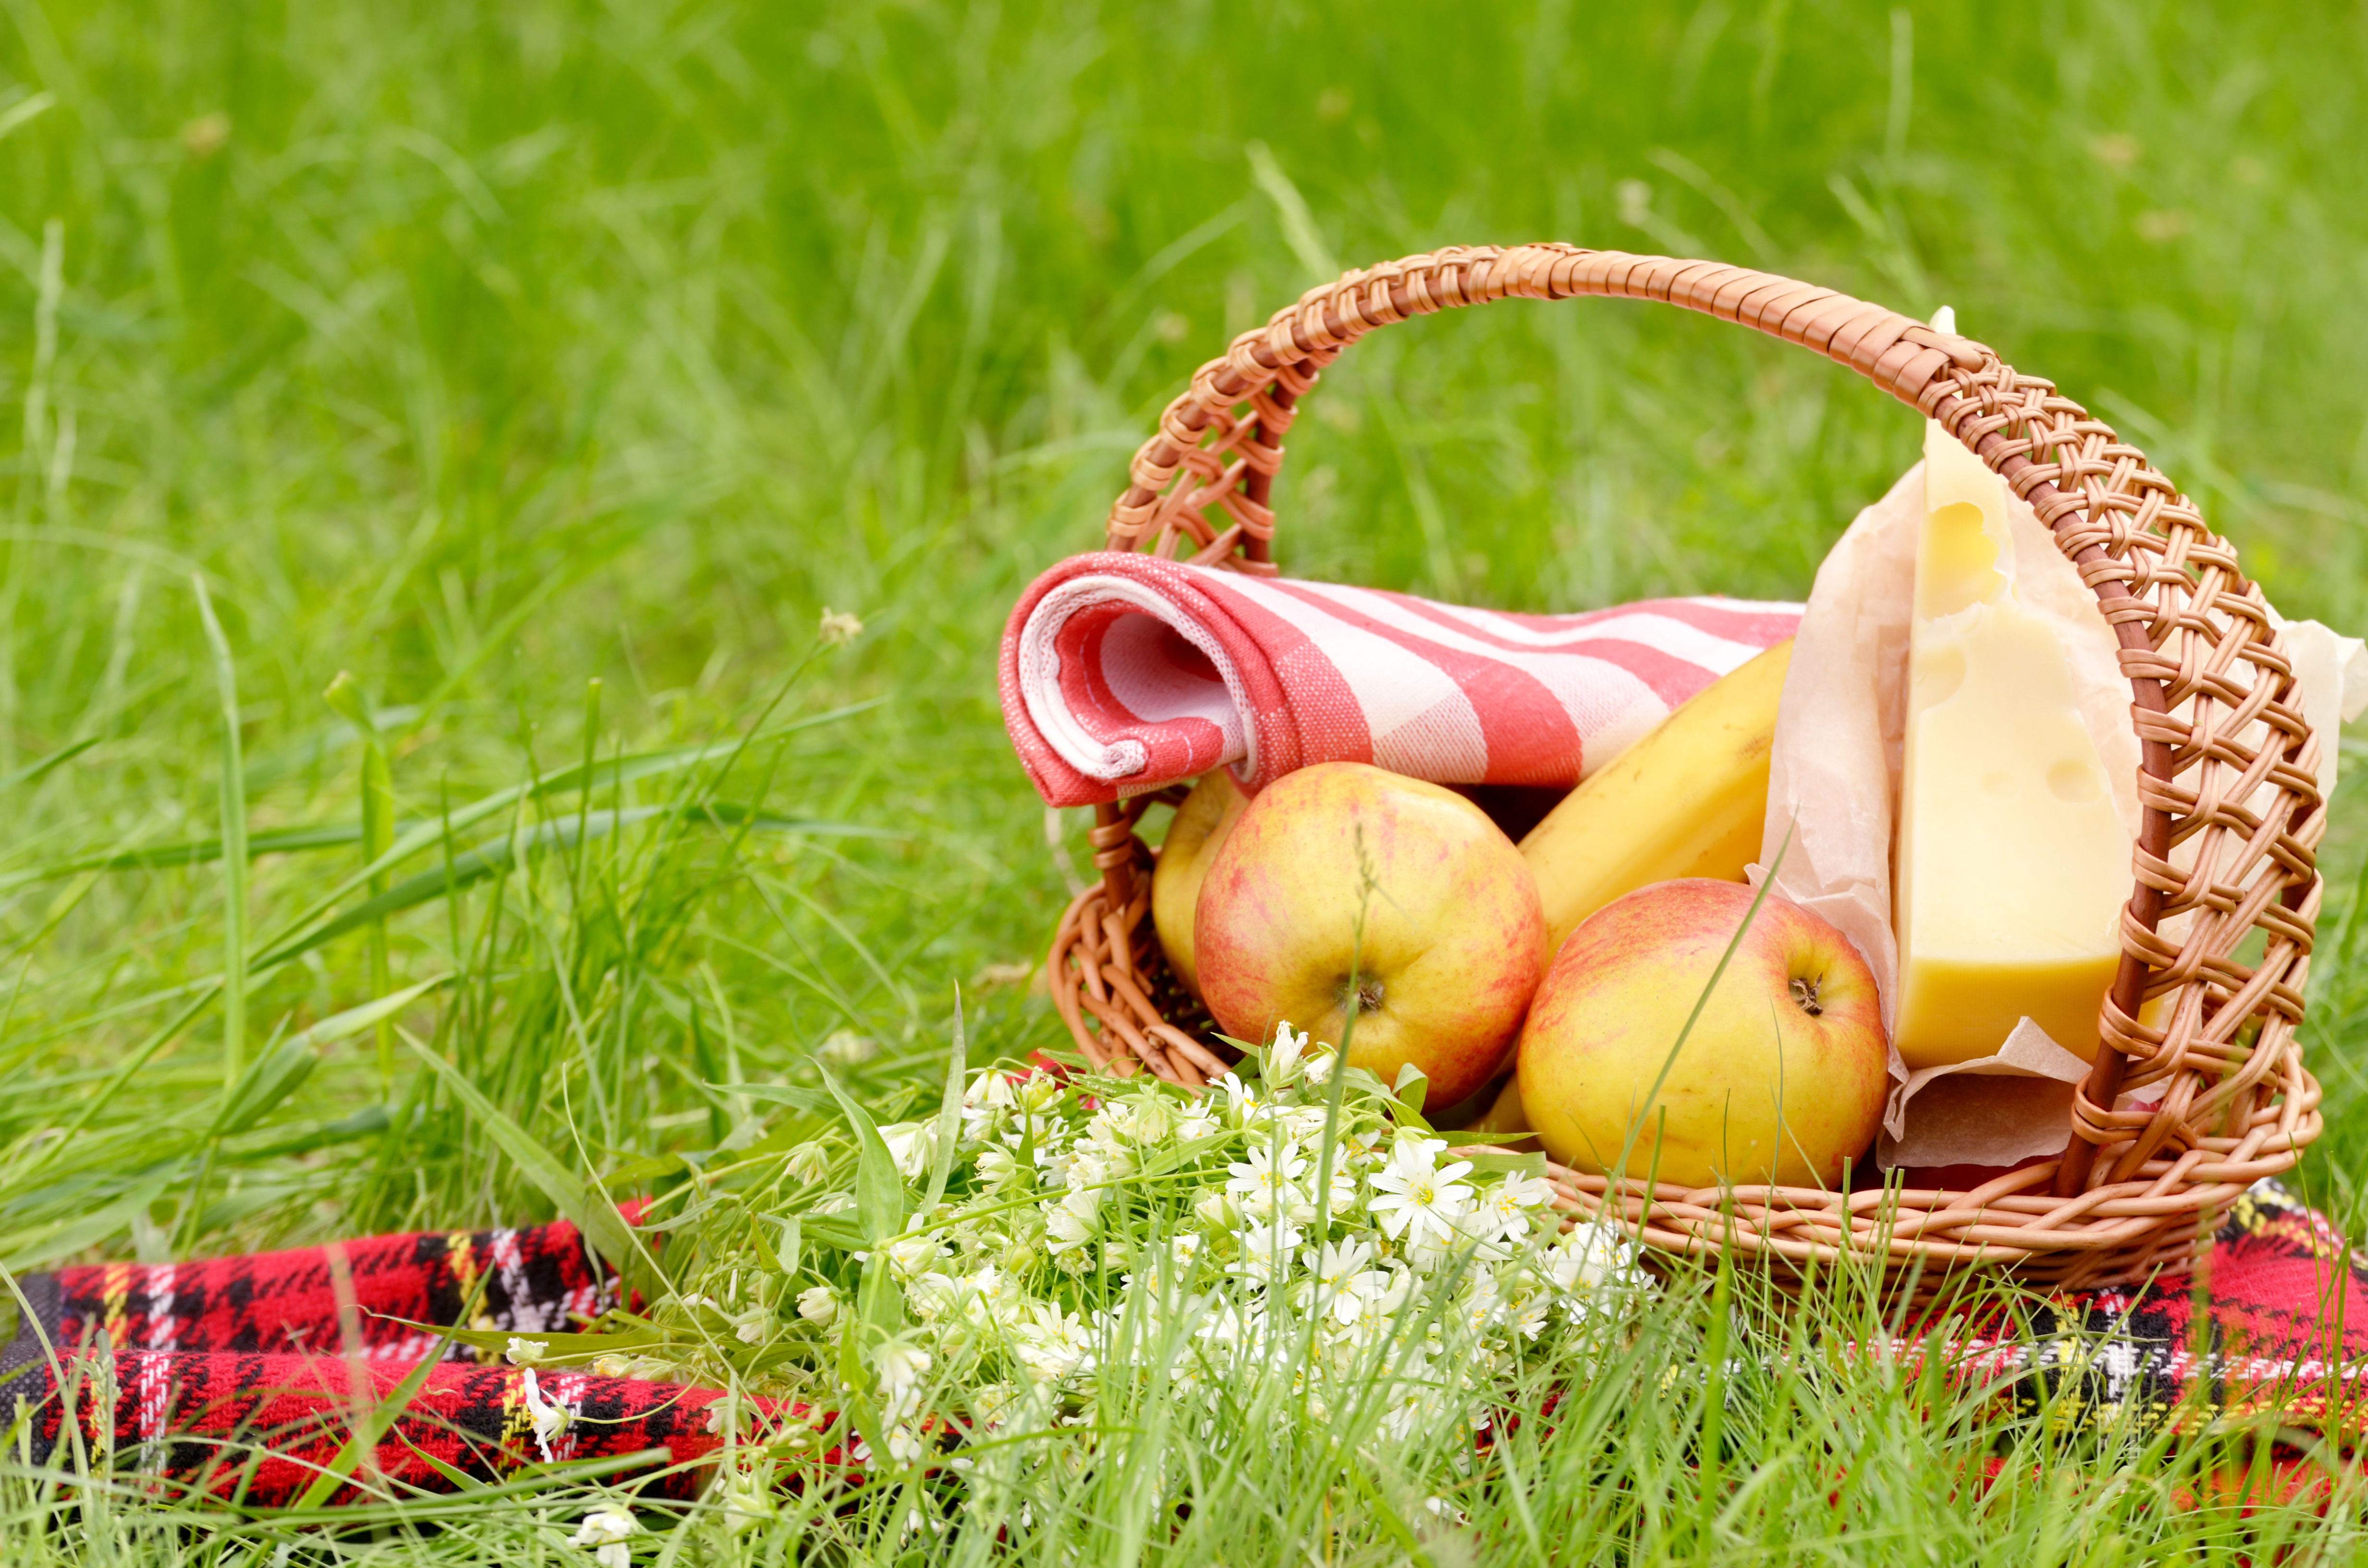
[324, 672, 399, 1084]
[191, 575, 247, 1087]
[921, 984, 967, 1215]
[251, 804, 888, 970]
[403, 1031, 649, 1300]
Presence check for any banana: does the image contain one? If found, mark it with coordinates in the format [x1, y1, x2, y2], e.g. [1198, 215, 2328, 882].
[1151, 769, 1249, 997]
[1520, 638, 1793, 955]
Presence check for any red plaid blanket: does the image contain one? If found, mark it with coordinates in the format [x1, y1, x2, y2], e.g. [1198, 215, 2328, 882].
[2, 1180, 2358, 1507]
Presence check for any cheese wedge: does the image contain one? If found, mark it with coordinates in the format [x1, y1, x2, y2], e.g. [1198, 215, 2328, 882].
[1892, 424, 2132, 1068]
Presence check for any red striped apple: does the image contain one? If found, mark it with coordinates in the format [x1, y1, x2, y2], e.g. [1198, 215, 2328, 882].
[1194, 762, 1548, 1108]
[1516, 879, 1887, 1189]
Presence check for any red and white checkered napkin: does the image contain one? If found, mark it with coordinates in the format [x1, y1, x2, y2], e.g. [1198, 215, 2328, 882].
[999, 551, 1802, 808]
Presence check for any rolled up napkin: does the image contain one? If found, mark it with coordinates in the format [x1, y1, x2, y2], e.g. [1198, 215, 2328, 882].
[999, 551, 1802, 808]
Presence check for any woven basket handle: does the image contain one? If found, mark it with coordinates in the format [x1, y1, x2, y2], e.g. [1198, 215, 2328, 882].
[1104, 246, 1984, 567]
[1099, 244, 2316, 1198]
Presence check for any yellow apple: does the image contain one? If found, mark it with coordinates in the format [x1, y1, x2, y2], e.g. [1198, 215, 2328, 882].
[1516, 879, 1887, 1190]
[1195, 762, 1548, 1109]
[1151, 770, 1250, 998]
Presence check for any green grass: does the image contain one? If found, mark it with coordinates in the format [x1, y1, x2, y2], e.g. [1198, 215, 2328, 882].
[2, 0, 2368, 1560]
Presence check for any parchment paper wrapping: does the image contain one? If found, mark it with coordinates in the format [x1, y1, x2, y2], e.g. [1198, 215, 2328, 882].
[1755, 441, 2368, 1171]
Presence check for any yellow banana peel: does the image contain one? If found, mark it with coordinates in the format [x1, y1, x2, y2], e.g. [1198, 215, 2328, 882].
[1520, 639, 1793, 956]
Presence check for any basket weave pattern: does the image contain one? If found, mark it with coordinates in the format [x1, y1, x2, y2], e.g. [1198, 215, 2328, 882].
[1045, 245, 2323, 1289]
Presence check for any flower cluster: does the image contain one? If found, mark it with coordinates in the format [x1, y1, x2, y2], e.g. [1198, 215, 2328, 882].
[567, 1023, 1653, 1514]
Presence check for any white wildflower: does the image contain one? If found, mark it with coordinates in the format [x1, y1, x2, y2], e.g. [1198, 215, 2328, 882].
[873, 1334, 933, 1406]
[967, 1380, 1025, 1428]
[1504, 1285, 1553, 1341]
[1475, 1170, 1556, 1244]
[504, 1336, 548, 1367]
[1366, 1136, 1477, 1264]
[974, 1143, 1020, 1187]
[1377, 1358, 1438, 1443]
[1214, 1070, 1267, 1126]
[1281, 1105, 1337, 1149]
[1225, 1143, 1308, 1221]
[1335, 1264, 1412, 1348]
[1548, 1221, 1647, 1316]
[962, 1070, 1016, 1140]
[1301, 1237, 1380, 1325]
[1124, 1231, 1202, 1297]
[1012, 1304, 1096, 1383]
[783, 1141, 831, 1185]
[1046, 1209, 1097, 1260]
[881, 1121, 938, 1181]
[1228, 1212, 1305, 1285]
[520, 1367, 569, 1464]
[730, 1306, 772, 1346]
[1263, 1022, 1312, 1085]
[571, 1503, 640, 1567]
[1173, 1096, 1222, 1141]
[818, 606, 864, 645]
[816, 1028, 876, 1066]
[965, 1067, 1016, 1110]
[887, 1231, 950, 1280]
[1065, 1149, 1113, 1195]
[796, 1285, 841, 1326]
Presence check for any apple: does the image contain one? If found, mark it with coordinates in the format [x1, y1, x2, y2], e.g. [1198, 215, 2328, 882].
[1151, 770, 1251, 998]
[1516, 879, 1887, 1190]
[1194, 762, 1548, 1109]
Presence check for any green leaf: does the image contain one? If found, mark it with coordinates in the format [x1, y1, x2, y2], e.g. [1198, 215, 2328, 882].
[0, 735, 95, 789]
[1390, 1062, 1433, 1127]
[211, 979, 446, 1138]
[857, 1254, 905, 1337]
[724, 1082, 835, 1115]
[799, 1214, 866, 1254]
[602, 1151, 691, 1188]
[774, 1214, 802, 1276]
[1459, 1149, 1548, 1179]
[382, 1323, 667, 1362]
[404, 1034, 650, 1299]
[209, 1033, 314, 1140]
[920, 986, 967, 1215]
[818, 1065, 905, 1247]
[0, 1177, 168, 1273]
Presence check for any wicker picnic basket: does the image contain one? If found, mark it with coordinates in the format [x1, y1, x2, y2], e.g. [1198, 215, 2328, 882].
[1038, 244, 2323, 1292]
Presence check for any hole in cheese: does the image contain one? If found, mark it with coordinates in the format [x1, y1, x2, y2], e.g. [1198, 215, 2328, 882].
[1914, 642, 1967, 705]
[1915, 502, 2004, 618]
[2047, 758, 2103, 804]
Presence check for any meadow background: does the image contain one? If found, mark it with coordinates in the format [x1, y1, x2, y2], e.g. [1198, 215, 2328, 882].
[3, 0, 2368, 1561]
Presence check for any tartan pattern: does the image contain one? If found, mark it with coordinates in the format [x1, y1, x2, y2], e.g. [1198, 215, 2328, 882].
[1992, 1180, 2368, 1434]
[2, 1180, 2362, 1507]
[45, 1211, 632, 1364]
[4, 1350, 835, 1507]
